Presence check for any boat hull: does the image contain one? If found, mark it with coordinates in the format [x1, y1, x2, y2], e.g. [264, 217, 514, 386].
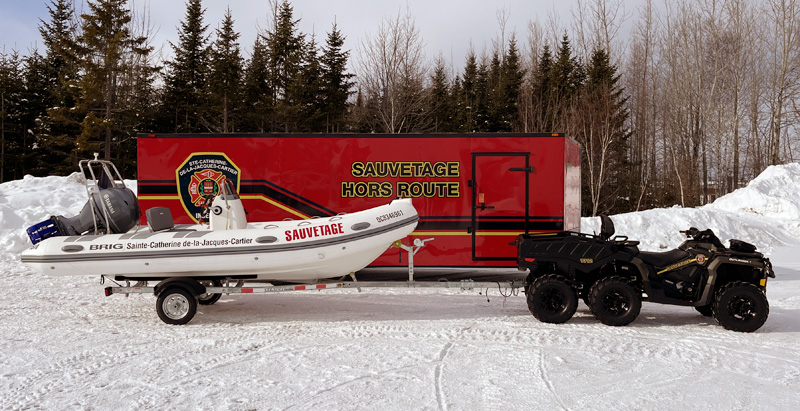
[21, 199, 418, 281]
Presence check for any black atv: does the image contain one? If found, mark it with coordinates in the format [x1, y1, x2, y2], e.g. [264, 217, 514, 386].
[515, 216, 775, 332]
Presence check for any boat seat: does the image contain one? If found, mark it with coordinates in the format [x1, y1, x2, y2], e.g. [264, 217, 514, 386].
[146, 207, 176, 232]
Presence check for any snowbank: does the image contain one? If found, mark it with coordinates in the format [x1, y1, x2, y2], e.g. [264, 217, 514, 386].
[582, 163, 800, 253]
[0, 173, 136, 257]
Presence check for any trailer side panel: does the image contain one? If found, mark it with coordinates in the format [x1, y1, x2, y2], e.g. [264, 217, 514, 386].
[137, 133, 579, 267]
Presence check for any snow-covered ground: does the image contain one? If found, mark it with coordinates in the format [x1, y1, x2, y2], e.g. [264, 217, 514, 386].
[2, 166, 800, 410]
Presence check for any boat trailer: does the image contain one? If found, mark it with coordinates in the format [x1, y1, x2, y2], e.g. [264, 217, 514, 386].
[103, 238, 526, 324]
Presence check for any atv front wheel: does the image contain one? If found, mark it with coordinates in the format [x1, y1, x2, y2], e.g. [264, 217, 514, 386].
[712, 281, 769, 332]
[589, 276, 641, 326]
[526, 274, 578, 324]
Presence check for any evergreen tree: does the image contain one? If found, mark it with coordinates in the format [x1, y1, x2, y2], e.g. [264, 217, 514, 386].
[475, 58, 490, 131]
[498, 34, 524, 131]
[0, 51, 25, 181]
[428, 57, 453, 132]
[266, 0, 305, 131]
[38, 0, 79, 82]
[38, 0, 82, 174]
[74, 0, 152, 172]
[19, 52, 52, 176]
[456, 51, 479, 132]
[486, 50, 502, 131]
[551, 34, 584, 128]
[319, 22, 354, 132]
[208, 7, 243, 132]
[449, 75, 463, 131]
[116, 35, 159, 176]
[293, 34, 323, 131]
[531, 44, 554, 130]
[161, 0, 210, 133]
[241, 35, 273, 132]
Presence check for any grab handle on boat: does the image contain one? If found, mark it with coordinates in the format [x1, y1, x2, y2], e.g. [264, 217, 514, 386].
[298, 221, 312, 226]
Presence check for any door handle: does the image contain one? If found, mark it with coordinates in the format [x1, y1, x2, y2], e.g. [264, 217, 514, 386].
[475, 202, 495, 211]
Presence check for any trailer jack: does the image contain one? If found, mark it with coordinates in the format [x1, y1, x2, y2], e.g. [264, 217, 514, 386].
[393, 237, 434, 282]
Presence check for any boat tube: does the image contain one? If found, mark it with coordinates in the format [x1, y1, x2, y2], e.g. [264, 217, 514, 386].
[21, 159, 419, 282]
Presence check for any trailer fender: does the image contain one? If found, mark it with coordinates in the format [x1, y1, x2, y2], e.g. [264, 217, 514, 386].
[154, 277, 206, 298]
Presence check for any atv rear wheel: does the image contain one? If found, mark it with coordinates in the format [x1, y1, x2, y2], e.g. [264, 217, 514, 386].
[526, 274, 578, 324]
[712, 281, 769, 332]
[590, 276, 641, 326]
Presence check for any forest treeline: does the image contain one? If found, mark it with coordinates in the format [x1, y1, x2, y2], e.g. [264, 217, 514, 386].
[0, 0, 798, 216]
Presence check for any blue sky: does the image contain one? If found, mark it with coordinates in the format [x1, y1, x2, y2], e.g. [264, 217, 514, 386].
[0, 0, 638, 68]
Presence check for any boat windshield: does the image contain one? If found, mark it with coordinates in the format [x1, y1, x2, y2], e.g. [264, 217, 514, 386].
[219, 178, 240, 200]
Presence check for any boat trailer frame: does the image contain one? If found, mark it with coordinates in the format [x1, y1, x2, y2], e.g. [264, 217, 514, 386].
[103, 238, 526, 324]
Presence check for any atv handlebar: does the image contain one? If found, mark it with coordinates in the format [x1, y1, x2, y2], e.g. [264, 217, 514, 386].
[680, 227, 701, 238]
[680, 226, 725, 249]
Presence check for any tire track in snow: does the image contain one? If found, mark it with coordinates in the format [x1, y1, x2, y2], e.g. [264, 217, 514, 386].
[538, 350, 569, 410]
[280, 362, 433, 411]
[435, 341, 454, 411]
[2, 347, 149, 410]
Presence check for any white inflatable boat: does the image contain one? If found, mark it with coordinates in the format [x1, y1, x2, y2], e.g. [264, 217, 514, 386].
[21, 159, 418, 282]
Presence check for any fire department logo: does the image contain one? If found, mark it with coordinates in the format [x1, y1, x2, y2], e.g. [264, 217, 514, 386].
[176, 153, 241, 222]
[696, 254, 707, 264]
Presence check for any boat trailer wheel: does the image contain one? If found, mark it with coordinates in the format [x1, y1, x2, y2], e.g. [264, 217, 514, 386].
[156, 287, 197, 325]
[197, 280, 223, 305]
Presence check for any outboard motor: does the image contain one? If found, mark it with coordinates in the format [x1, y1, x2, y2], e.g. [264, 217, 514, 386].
[51, 186, 139, 235]
[26, 157, 140, 244]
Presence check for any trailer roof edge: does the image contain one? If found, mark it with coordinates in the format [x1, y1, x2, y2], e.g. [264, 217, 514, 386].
[137, 132, 568, 139]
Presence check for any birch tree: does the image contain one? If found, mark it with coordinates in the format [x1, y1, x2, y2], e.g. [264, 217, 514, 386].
[356, 8, 427, 133]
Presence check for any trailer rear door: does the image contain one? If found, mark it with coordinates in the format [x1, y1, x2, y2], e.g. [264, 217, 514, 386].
[470, 153, 530, 261]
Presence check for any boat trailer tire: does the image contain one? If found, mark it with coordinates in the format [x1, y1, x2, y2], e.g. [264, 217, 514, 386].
[526, 274, 578, 324]
[197, 280, 223, 305]
[589, 276, 641, 326]
[156, 287, 198, 325]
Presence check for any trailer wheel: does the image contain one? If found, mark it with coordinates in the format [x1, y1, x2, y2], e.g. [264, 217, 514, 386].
[589, 276, 641, 326]
[712, 281, 769, 332]
[694, 305, 713, 317]
[156, 287, 197, 325]
[197, 280, 222, 305]
[526, 274, 578, 324]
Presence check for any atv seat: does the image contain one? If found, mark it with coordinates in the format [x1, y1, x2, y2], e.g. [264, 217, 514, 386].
[637, 249, 690, 268]
[599, 215, 615, 240]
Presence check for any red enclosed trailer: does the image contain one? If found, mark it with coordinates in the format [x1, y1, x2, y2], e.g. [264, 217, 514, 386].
[137, 133, 581, 268]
